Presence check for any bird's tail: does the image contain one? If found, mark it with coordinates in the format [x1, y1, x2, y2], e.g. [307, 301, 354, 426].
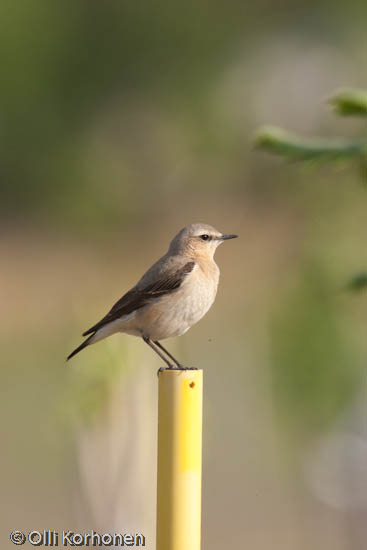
[66, 333, 95, 361]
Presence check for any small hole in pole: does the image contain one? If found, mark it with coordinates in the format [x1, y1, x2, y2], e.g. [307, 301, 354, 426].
[189, 381, 195, 389]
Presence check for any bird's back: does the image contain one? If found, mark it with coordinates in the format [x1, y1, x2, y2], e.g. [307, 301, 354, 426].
[135, 252, 190, 289]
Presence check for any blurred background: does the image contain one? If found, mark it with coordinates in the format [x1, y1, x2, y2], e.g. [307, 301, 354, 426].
[2, 1, 367, 548]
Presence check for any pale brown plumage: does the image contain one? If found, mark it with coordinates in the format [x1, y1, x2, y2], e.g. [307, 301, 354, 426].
[67, 223, 238, 368]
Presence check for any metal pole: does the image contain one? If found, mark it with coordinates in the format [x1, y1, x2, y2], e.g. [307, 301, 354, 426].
[156, 369, 203, 550]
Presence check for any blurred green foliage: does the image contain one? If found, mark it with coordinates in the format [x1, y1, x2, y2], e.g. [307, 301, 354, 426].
[254, 88, 367, 164]
[254, 87, 367, 295]
[270, 266, 359, 443]
[65, 341, 130, 426]
[346, 272, 367, 292]
[3, 1, 367, 230]
[253, 87, 367, 459]
[0, 0, 249, 220]
[254, 126, 367, 162]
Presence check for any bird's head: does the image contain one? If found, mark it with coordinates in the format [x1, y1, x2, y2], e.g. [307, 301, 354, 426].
[168, 223, 238, 259]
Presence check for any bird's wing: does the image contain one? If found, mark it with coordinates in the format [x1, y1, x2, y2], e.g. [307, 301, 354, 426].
[82, 260, 196, 336]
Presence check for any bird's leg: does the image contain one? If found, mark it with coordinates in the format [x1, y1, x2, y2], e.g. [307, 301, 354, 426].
[142, 336, 178, 370]
[154, 341, 198, 371]
[153, 341, 185, 369]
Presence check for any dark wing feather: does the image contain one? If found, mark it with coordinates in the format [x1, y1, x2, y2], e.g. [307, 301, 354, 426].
[82, 261, 195, 336]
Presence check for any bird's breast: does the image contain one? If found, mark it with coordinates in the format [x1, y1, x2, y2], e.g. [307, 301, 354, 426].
[180, 262, 219, 320]
[162, 260, 219, 336]
[135, 260, 219, 341]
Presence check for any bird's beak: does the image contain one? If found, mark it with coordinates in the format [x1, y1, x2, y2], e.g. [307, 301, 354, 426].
[220, 234, 238, 240]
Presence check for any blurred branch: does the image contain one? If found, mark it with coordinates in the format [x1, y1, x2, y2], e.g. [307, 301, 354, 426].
[329, 88, 367, 117]
[254, 87, 367, 165]
[254, 87, 367, 291]
[254, 126, 367, 161]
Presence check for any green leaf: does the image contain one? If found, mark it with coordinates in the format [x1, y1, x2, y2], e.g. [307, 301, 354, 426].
[254, 125, 367, 162]
[329, 88, 367, 117]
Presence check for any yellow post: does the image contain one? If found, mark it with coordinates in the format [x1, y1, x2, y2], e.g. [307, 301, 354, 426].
[156, 369, 203, 550]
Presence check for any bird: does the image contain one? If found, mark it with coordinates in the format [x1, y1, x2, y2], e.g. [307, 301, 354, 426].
[67, 223, 238, 369]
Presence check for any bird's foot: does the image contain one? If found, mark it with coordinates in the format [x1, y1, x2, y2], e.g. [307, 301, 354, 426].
[156, 365, 198, 376]
[172, 363, 198, 371]
[156, 364, 179, 376]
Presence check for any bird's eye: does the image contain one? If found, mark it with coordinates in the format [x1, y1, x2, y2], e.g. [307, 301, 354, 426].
[200, 234, 209, 241]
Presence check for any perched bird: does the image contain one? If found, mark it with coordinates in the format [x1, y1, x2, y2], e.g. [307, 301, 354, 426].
[67, 223, 238, 369]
